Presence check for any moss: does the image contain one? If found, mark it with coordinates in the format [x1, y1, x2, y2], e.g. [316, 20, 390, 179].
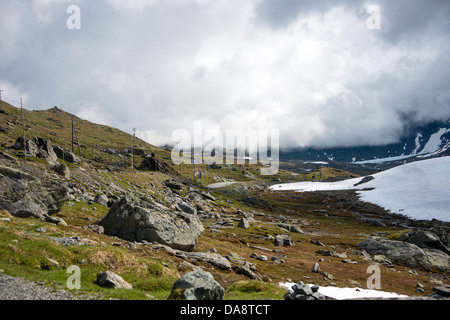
[225, 280, 286, 300]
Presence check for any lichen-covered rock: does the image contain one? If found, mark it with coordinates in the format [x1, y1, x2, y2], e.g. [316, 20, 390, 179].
[93, 193, 204, 251]
[0, 164, 68, 222]
[168, 269, 224, 300]
[358, 236, 450, 272]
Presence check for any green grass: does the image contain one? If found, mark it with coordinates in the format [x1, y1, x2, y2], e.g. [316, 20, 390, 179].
[224, 280, 286, 300]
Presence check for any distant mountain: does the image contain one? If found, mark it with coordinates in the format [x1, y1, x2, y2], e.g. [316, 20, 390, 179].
[280, 120, 450, 171]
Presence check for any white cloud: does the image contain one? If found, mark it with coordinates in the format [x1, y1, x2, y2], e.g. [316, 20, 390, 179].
[1, 0, 449, 149]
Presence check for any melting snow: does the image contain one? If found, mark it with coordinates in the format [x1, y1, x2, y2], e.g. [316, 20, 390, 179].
[270, 156, 450, 222]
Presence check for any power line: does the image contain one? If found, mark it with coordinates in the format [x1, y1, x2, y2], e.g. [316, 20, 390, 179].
[1, 95, 47, 110]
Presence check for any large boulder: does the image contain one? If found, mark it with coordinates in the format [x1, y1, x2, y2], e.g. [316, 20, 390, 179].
[93, 193, 204, 251]
[53, 146, 81, 164]
[168, 269, 224, 300]
[398, 229, 450, 255]
[358, 236, 450, 272]
[14, 137, 58, 165]
[0, 165, 68, 222]
[140, 155, 173, 173]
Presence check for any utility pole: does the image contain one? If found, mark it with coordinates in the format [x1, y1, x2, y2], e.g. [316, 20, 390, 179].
[21, 98, 26, 161]
[71, 115, 75, 153]
[132, 128, 136, 173]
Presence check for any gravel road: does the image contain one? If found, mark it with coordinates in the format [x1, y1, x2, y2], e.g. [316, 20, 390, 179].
[0, 274, 98, 300]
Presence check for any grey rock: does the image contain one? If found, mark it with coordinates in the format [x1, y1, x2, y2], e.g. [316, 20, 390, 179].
[358, 236, 450, 272]
[168, 269, 224, 300]
[53, 146, 81, 164]
[93, 193, 204, 251]
[178, 201, 197, 215]
[373, 254, 393, 267]
[285, 282, 328, 300]
[14, 137, 58, 165]
[94, 194, 109, 207]
[183, 252, 232, 270]
[274, 234, 294, 247]
[432, 285, 450, 297]
[311, 262, 321, 273]
[277, 223, 304, 234]
[140, 155, 173, 173]
[96, 271, 132, 289]
[398, 230, 450, 255]
[316, 250, 347, 259]
[237, 217, 250, 229]
[236, 265, 263, 281]
[225, 252, 247, 265]
[52, 163, 70, 179]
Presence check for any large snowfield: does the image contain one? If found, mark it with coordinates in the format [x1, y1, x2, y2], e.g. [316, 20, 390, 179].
[271, 156, 450, 222]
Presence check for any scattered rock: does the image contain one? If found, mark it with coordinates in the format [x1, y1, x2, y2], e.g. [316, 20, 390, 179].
[53, 163, 70, 180]
[178, 201, 197, 215]
[181, 252, 232, 270]
[14, 137, 58, 165]
[432, 285, 450, 297]
[316, 250, 347, 259]
[284, 282, 328, 300]
[46, 258, 60, 269]
[311, 262, 321, 273]
[341, 259, 358, 264]
[140, 155, 173, 173]
[358, 236, 450, 272]
[226, 252, 247, 265]
[96, 271, 132, 289]
[274, 234, 294, 247]
[398, 229, 450, 255]
[94, 194, 109, 207]
[236, 265, 263, 281]
[0, 165, 68, 221]
[277, 223, 304, 234]
[164, 180, 183, 190]
[353, 175, 374, 187]
[168, 269, 224, 300]
[372, 254, 393, 267]
[53, 146, 81, 164]
[93, 193, 204, 251]
[237, 217, 250, 229]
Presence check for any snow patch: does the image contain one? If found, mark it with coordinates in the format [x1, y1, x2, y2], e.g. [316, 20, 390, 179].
[270, 156, 450, 222]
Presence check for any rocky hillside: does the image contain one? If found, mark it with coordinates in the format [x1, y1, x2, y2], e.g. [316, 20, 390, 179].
[0, 100, 449, 300]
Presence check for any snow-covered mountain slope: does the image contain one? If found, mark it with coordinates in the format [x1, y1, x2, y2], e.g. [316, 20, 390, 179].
[279, 120, 450, 170]
[270, 156, 450, 222]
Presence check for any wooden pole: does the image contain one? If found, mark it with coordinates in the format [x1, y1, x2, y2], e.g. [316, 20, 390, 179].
[132, 128, 136, 173]
[74, 127, 82, 159]
[21, 98, 26, 161]
[71, 116, 74, 153]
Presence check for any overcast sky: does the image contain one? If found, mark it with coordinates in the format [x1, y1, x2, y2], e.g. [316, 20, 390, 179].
[1, 0, 450, 149]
